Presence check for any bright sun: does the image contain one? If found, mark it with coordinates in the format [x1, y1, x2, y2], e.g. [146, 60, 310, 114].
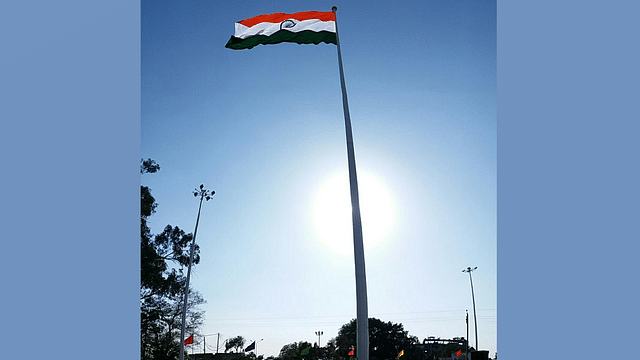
[312, 171, 395, 255]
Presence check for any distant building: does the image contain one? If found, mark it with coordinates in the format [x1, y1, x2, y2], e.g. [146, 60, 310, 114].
[419, 337, 467, 360]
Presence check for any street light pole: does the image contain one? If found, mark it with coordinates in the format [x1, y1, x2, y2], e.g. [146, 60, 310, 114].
[315, 331, 323, 347]
[462, 266, 479, 351]
[180, 184, 215, 360]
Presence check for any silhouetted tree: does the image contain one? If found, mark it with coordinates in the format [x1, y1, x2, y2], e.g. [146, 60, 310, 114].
[333, 318, 422, 360]
[324, 338, 339, 360]
[141, 159, 205, 360]
[278, 341, 315, 360]
[226, 336, 247, 353]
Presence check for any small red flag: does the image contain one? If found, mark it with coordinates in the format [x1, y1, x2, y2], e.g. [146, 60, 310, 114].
[348, 349, 355, 356]
[456, 350, 462, 356]
[184, 334, 194, 345]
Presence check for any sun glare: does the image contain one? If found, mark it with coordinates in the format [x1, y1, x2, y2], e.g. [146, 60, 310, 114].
[312, 171, 395, 255]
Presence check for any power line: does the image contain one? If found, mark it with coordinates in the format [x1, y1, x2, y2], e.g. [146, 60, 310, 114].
[207, 309, 495, 323]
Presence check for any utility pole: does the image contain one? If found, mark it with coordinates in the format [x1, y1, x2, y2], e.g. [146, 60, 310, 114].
[462, 266, 479, 351]
[466, 310, 469, 360]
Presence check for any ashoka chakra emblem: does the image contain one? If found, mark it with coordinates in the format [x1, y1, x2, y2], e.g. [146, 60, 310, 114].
[280, 19, 297, 30]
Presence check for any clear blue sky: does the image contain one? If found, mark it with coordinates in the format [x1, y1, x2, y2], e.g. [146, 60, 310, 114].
[142, 0, 496, 357]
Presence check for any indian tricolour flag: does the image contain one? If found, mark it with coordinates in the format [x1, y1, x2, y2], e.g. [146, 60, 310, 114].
[225, 11, 336, 50]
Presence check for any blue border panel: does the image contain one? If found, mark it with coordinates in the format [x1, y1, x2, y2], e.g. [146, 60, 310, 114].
[1, 1, 140, 358]
[498, 0, 640, 358]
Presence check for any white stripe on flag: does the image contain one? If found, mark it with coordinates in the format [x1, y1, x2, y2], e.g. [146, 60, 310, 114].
[234, 19, 335, 39]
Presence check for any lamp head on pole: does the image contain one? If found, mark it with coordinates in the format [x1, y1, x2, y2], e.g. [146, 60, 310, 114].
[194, 185, 215, 201]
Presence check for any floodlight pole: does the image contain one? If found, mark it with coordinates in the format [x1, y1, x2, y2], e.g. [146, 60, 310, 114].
[333, 6, 369, 360]
[180, 185, 215, 360]
[315, 330, 323, 347]
[463, 267, 479, 351]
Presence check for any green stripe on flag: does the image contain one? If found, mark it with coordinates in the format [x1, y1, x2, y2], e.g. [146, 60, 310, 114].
[226, 30, 337, 49]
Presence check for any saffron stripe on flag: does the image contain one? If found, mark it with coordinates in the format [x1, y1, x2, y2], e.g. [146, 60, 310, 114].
[238, 11, 335, 27]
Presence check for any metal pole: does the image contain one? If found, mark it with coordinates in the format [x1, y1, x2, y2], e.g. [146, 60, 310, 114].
[332, 6, 368, 360]
[463, 267, 479, 351]
[466, 310, 469, 360]
[180, 185, 214, 360]
[203, 334, 219, 354]
[315, 331, 323, 347]
[470, 271, 478, 351]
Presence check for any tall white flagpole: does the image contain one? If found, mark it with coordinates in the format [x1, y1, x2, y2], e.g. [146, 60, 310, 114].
[332, 7, 369, 360]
